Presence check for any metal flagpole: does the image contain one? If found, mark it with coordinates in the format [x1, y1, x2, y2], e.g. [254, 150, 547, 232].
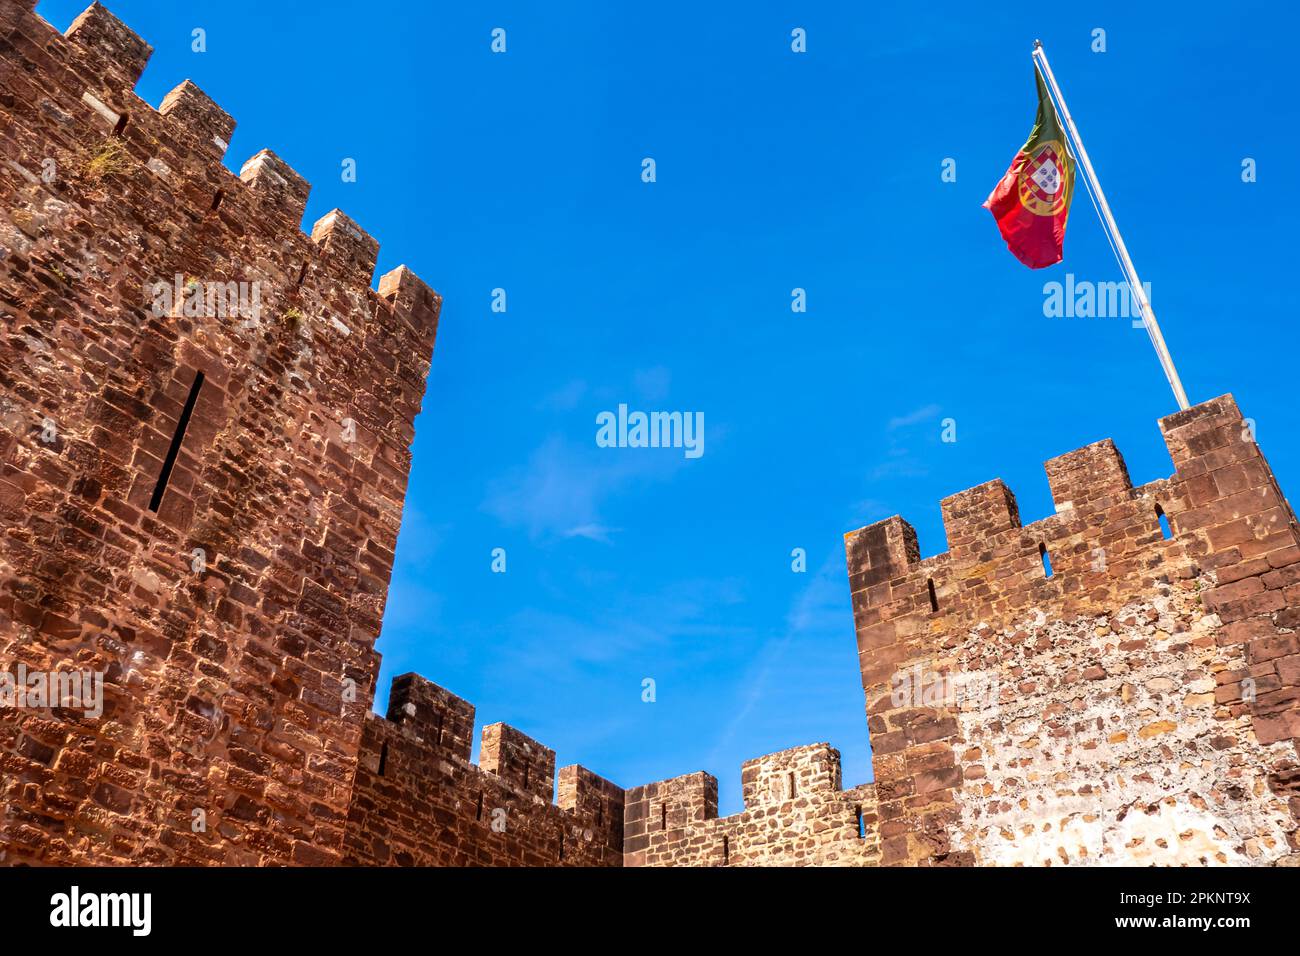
[1032, 40, 1190, 411]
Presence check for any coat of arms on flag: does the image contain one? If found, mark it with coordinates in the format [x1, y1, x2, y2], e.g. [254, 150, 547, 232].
[984, 70, 1075, 269]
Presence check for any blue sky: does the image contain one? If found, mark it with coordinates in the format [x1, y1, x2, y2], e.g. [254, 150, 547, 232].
[41, 0, 1299, 814]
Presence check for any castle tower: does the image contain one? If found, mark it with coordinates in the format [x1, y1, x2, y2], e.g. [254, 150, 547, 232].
[846, 396, 1300, 865]
[0, 2, 440, 864]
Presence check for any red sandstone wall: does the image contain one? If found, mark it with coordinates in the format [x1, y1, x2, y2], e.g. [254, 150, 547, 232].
[0, 2, 440, 864]
[5, 3, 1296, 875]
[846, 395, 1300, 866]
[623, 743, 880, 866]
[343, 674, 624, 866]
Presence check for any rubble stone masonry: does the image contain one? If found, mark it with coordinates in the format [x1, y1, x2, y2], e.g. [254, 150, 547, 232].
[623, 744, 880, 866]
[844, 394, 1300, 866]
[5, 2, 1300, 870]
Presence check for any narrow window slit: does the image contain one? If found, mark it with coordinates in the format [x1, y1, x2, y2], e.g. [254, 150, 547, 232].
[660, 804, 667, 830]
[148, 370, 204, 513]
[1039, 543, 1054, 578]
[376, 741, 388, 777]
[434, 711, 444, 746]
[112, 113, 129, 137]
[1156, 505, 1173, 540]
[475, 792, 483, 821]
[721, 835, 729, 866]
[787, 771, 796, 800]
[855, 805, 866, 839]
[209, 189, 224, 213]
[522, 763, 530, 788]
[296, 262, 309, 287]
[559, 831, 565, 861]
[927, 577, 939, 613]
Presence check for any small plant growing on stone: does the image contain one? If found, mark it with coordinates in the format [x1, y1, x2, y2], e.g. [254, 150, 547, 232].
[79, 137, 130, 182]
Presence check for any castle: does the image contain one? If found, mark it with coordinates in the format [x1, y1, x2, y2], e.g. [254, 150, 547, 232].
[2, 2, 1297, 867]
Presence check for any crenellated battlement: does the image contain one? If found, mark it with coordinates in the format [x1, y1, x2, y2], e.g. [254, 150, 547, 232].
[5, 1, 1298, 871]
[158, 80, 234, 159]
[845, 395, 1300, 866]
[344, 674, 624, 865]
[624, 743, 879, 866]
[844, 395, 1286, 657]
[3, 2, 437, 336]
[0, 2, 444, 865]
[65, 1, 152, 88]
[384, 670, 477, 760]
[742, 741, 844, 809]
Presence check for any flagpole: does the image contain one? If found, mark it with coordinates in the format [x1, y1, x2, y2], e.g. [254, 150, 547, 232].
[1032, 40, 1190, 411]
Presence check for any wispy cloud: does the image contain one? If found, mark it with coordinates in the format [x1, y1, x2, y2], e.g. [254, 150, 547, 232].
[482, 434, 683, 542]
[870, 404, 944, 479]
[563, 523, 621, 543]
[887, 403, 941, 430]
[477, 577, 750, 769]
[501, 577, 749, 676]
[707, 554, 852, 765]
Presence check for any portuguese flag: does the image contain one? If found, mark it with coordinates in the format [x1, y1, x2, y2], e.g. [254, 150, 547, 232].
[984, 69, 1075, 269]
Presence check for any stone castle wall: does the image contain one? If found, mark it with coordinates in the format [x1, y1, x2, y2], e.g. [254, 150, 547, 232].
[623, 744, 879, 866]
[4, 2, 1299, 870]
[843, 395, 1300, 866]
[343, 674, 623, 866]
[0, 0, 439, 864]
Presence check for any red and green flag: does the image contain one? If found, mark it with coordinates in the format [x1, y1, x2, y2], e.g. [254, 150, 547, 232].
[984, 69, 1075, 269]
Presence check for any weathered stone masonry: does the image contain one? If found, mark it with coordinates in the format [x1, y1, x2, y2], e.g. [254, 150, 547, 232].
[343, 673, 624, 866]
[844, 395, 1300, 866]
[5, 3, 1300, 869]
[627, 396, 1300, 867]
[623, 744, 880, 866]
[0, 0, 626, 869]
[0, 0, 442, 864]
